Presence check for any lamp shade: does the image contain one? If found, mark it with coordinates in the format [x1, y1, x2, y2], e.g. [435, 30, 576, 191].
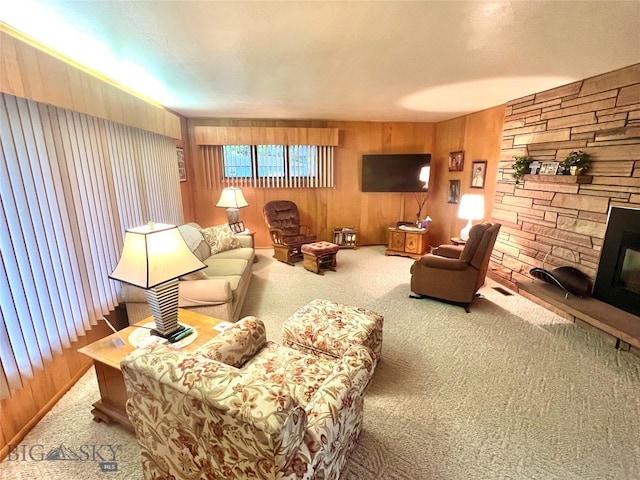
[216, 187, 248, 209]
[457, 194, 485, 241]
[109, 223, 206, 289]
[458, 194, 485, 221]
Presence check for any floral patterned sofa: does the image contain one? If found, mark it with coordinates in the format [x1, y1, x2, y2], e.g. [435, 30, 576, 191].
[121, 316, 375, 480]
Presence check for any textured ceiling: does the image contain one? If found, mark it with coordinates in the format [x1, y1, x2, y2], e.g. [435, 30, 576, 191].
[3, 1, 640, 122]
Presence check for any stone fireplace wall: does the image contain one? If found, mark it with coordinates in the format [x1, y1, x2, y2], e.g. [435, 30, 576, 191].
[491, 64, 640, 288]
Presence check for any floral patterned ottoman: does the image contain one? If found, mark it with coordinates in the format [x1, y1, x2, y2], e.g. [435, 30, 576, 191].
[283, 299, 383, 369]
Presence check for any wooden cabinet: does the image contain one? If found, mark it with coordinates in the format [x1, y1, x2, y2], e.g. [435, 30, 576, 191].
[386, 227, 430, 259]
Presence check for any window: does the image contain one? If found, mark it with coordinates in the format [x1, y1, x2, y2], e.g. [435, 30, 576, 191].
[224, 145, 317, 179]
[222, 145, 324, 185]
[204, 144, 333, 188]
[289, 145, 318, 177]
[222, 145, 252, 178]
[257, 145, 285, 177]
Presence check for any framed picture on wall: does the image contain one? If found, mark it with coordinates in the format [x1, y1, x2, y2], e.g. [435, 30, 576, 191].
[448, 151, 464, 172]
[448, 180, 461, 204]
[177, 147, 186, 182]
[470, 161, 487, 189]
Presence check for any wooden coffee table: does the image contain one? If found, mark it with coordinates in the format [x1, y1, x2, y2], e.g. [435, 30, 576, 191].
[78, 309, 227, 431]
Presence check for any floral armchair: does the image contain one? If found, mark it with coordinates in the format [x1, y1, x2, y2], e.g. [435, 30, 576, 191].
[121, 316, 374, 480]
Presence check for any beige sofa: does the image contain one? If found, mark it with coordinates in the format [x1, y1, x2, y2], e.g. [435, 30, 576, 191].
[120, 222, 254, 324]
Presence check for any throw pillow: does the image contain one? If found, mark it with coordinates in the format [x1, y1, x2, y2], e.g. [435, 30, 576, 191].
[178, 223, 210, 261]
[200, 224, 240, 255]
[180, 270, 208, 281]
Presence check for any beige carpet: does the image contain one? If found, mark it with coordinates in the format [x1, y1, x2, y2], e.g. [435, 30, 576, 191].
[2, 246, 639, 479]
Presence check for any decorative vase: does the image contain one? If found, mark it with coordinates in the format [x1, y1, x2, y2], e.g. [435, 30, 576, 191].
[570, 166, 579, 175]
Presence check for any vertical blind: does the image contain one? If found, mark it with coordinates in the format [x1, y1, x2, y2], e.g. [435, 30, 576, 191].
[0, 93, 182, 398]
[202, 144, 334, 189]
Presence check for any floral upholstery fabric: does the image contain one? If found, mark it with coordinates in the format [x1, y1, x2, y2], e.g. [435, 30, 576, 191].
[283, 299, 384, 369]
[200, 223, 240, 255]
[121, 317, 374, 480]
[196, 316, 267, 368]
[243, 342, 336, 406]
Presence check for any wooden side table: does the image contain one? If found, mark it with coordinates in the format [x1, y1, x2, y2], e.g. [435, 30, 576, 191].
[78, 309, 227, 430]
[385, 227, 430, 259]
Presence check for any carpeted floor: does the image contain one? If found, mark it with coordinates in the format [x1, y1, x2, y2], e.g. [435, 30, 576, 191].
[2, 246, 639, 480]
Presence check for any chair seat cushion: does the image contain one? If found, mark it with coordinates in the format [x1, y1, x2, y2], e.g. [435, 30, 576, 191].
[301, 242, 339, 256]
[282, 234, 316, 245]
[243, 342, 335, 406]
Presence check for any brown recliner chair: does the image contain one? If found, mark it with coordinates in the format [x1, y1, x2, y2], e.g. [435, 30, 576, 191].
[410, 222, 501, 312]
[262, 200, 316, 265]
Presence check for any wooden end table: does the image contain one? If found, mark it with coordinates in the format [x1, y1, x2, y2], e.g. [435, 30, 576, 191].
[78, 309, 226, 431]
[385, 227, 430, 259]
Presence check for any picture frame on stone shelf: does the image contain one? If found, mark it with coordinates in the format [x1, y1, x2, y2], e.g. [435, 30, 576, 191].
[539, 161, 560, 175]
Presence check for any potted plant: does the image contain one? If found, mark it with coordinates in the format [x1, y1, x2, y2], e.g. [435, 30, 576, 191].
[511, 155, 532, 184]
[562, 150, 591, 175]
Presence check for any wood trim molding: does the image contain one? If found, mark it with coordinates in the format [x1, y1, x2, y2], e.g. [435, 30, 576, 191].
[194, 126, 340, 146]
[0, 28, 181, 140]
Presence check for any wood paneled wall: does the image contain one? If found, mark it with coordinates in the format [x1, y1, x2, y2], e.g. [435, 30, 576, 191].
[186, 107, 505, 250]
[187, 119, 437, 247]
[430, 106, 506, 245]
[0, 317, 116, 459]
[0, 28, 181, 140]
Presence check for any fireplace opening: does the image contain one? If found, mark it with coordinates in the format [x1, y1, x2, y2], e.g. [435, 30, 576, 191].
[593, 207, 640, 317]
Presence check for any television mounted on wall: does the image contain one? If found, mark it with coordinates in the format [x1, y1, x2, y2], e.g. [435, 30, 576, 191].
[361, 153, 431, 192]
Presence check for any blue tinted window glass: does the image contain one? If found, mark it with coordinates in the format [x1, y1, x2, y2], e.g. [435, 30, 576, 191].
[223, 145, 252, 177]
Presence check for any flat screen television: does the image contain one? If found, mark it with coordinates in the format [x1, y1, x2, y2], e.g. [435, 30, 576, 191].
[361, 153, 431, 192]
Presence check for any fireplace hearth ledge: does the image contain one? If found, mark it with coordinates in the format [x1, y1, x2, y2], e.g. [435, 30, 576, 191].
[517, 280, 640, 353]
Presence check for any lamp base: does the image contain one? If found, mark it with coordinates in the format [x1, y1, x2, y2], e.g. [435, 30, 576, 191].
[150, 324, 194, 343]
[226, 208, 240, 224]
[145, 279, 181, 336]
[460, 219, 473, 241]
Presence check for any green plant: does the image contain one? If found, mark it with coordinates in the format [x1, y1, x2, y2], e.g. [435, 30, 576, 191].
[511, 155, 532, 183]
[562, 150, 591, 174]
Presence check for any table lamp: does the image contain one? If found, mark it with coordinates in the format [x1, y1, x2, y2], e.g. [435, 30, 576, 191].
[109, 222, 206, 341]
[216, 187, 248, 224]
[458, 194, 484, 241]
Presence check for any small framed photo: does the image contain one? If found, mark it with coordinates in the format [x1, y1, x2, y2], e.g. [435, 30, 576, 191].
[448, 180, 461, 204]
[229, 221, 246, 234]
[470, 161, 487, 189]
[448, 151, 464, 172]
[177, 147, 186, 182]
[539, 161, 560, 175]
